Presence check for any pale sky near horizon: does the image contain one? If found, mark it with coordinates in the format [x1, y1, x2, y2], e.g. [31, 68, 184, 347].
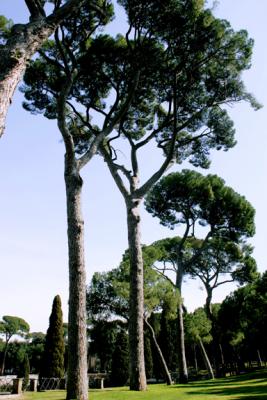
[0, 0, 266, 334]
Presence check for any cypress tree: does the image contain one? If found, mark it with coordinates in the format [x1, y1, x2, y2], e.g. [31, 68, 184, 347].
[40, 295, 65, 378]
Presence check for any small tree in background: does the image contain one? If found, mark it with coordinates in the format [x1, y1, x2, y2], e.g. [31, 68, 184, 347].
[40, 295, 65, 378]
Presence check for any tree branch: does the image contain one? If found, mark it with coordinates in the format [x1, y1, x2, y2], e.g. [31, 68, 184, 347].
[99, 144, 130, 199]
[77, 71, 141, 170]
[57, 72, 77, 158]
[25, 0, 46, 21]
[46, 0, 107, 26]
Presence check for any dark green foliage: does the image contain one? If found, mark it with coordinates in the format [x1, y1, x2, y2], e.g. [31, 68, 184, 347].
[89, 320, 120, 372]
[27, 332, 45, 374]
[0, 315, 30, 374]
[40, 295, 65, 378]
[110, 330, 129, 387]
[145, 170, 255, 241]
[158, 303, 178, 372]
[144, 332, 153, 379]
[3, 341, 27, 375]
[218, 272, 267, 367]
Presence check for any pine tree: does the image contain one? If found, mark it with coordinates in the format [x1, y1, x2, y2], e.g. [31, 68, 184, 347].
[40, 295, 65, 378]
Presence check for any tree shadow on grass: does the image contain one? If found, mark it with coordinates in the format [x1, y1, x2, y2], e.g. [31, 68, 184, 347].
[175, 370, 267, 399]
[188, 384, 267, 400]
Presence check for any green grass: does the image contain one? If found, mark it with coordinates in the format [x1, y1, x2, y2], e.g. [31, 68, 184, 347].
[23, 370, 267, 400]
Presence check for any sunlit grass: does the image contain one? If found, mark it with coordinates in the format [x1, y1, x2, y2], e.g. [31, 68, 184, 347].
[23, 369, 267, 400]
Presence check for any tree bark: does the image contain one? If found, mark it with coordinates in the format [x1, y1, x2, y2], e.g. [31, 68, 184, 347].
[144, 318, 173, 385]
[197, 338, 214, 379]
[64, 158, 88, 400]
[126, 199, 147, 391]
[0, 0, 88, 137]
[175, 263, 188, 384]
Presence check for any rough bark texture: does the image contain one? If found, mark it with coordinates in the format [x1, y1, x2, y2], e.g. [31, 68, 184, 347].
[144, 318, 173, 385]
[175, 263, 188, 384]
[198, 338, 214, 379]
[126, 199, 147, 391]
[0, 20, 55, 136]
[65, 158, 88, 400]
[0, 0, 87, 137]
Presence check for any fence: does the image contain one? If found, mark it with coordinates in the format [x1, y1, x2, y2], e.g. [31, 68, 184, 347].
[0, 376, 21, 395]
[0, 374, 108, 394]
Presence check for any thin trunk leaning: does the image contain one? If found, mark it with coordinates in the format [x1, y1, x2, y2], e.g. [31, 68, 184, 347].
[197, 337, 214, 379]
[65, 157, 88, 400]
[144, 318, 172, 385]
[126, 199, 147, 391]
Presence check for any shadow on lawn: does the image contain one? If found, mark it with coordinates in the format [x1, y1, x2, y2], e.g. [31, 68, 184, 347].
[188, 385, 267, 400]
[184, 370, 267, 399]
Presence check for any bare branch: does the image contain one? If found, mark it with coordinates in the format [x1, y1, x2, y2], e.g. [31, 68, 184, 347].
[99, 144, 130, 198]
[57, 71, 77, 158]
[25, 0, 46, 21]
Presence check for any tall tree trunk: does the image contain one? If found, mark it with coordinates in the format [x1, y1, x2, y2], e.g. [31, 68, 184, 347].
[197, 338, 214, 379]
[65, 157, 88, 400]
[126, 199, 147, 391]
[144, 318, 172, 385]
[175, 265, 188, 383]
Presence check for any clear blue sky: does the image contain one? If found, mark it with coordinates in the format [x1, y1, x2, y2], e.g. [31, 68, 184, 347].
[0, 0, 266, 333]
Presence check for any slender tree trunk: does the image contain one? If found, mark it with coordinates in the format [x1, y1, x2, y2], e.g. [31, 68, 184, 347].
[144, 318, 172, 385]
[219, 343, 225, 365]
[257, 349, 263, 367]
[126, 199, 147, 391]
[64, 157, 88, 400]
[175, 265, 188, 383]
[205, 288, 213, 321]
[197, 338, 214, 379]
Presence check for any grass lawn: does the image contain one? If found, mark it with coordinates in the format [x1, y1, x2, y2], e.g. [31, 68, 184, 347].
[23, 370, 267, 400]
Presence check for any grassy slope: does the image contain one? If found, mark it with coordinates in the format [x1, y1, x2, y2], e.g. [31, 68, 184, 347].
[24, 370, 267, 400]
